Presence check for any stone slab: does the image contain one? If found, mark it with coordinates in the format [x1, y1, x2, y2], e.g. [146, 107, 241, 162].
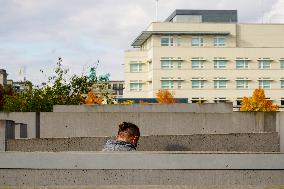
[0, 152, 284, 170]
[6, 133, 280, 152]
[0, 170, 284, 186]
[53, 103, 233, 113]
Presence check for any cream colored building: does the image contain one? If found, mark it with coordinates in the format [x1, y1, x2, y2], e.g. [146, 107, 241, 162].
[124, 10, 284, 108]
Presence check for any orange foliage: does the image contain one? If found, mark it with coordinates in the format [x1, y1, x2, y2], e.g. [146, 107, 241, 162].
[156, 89, 176, 104]
[84, 91, 103, 105]
[119, 100, 134, 104]
[240, 88, 279, 112]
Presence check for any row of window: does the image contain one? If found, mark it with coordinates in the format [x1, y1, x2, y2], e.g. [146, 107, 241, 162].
[129, 79, 284, 91]
[129, 58, 284, 72]
[161, 35, 226, 47]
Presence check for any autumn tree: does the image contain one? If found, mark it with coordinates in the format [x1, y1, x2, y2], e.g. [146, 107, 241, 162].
[240, 88, 279, 112]
[156, 89, 176, 104]
[84, 91, 103, 105]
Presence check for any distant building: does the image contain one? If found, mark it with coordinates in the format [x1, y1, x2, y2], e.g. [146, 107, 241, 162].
[124, 9, 284, 109]
[108, 81, 124, 98]
[6, 80, 31, 93]
[0, 69, 7, 86]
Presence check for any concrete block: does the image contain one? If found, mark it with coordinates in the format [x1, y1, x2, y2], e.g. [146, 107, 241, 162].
[1, 169, 284, 187]
[6, 133, 280, 152]
[0, 121, 5, 151]
[0, 112, 36, 138]
[53, 103, 233, 113]
[1, 152, 284, 170]
[40, 112, 263, 138]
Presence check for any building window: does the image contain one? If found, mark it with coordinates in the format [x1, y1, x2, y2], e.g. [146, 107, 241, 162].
[176, 35, 182, 46]
[258, 59, 271, 69]
[280, 60, 284, 69]
[191, 80, 204, 89]
[236, 79, 249, 89]
[161, 59, 173, 69]
[214, 36, 225, 46]
[259, 80, 271, 89]
[161, 79, 174, 89]
[281, 99, 284, 106]
[214, 79, 227, 89]
[130, 64, 142, 72]
[130, 81, 142, 91]
[236, 59, 249, 69]
[214, 59, 227, 69]
[281, 80, 284, 89]
[191, 36, 203, 47]
[177, 81, 182, 89]
[177, 61, 182, 69]
[191, 58, 204, 69]
[113, 84, 117, 90]
[161, 36, 173, 46]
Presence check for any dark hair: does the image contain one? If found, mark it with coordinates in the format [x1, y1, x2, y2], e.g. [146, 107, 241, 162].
[118, 122, 140, 137]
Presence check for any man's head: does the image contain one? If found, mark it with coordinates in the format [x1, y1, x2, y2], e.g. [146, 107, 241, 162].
[117, 122, 140, 147]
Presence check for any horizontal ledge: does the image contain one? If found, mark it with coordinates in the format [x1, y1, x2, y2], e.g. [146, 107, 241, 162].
[0, 152, 284, 170]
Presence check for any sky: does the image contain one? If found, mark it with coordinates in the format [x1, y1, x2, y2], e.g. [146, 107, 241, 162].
[0, 0, 284, 84]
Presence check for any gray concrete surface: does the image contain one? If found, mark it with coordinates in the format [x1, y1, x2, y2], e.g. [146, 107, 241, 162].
[277, 112, 284, 152]
[0, 112, 36, 138]
[0, 169, 284, 186]
[1, 152, 284, 169]
[53, 103, 233, 113]
[0, 121, 5, 151]
[40, 112, 269, 138]
[6, 133, 280, 152]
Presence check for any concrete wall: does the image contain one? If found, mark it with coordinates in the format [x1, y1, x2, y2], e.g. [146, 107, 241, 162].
[0, 112, 36, 138]
[53, 103, 233, 113]
[40, 112, 271, 138]
[276, 112, 284, 152]
[6, 133, 280, 152]
[0, 152, 284, 186]
[0, 121, 5, 151]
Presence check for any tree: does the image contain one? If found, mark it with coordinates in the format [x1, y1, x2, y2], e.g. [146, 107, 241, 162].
[156, 89, 176, 104]
[240, 88, 279, 112]
[2, 58, 113, 112]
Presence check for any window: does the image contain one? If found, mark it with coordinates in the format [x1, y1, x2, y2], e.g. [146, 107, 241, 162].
[214, 59, 227, 69]
[281, 80, 284, 89]
[118, 90, 123, 95]
[113, 84, 117, 90]
[236, 79, 249, 89]
[119, 84, 123, 89]
[177, 61, 182, 69]
[259, 80, 271, 89]
[161, 79, 174, 89]
[177, 81, 182, 89]
[130, 64, 142, 72]
[280, 60, 284, 69]
[214, 79, 227, 89]
[161, 60, 173, 69]
[161, 36, 173, 46]
[191, 58, 204, 69]
[236, 59, 249, 69]
[214, 36, 225, 46]
[191, 80, 204, 89]
[191, 36, 203, 47]
[176, 36, 182, 46]
[130, 81, 142, 91]
[258, 59, 271, 69]
[281, 99, 284, 106]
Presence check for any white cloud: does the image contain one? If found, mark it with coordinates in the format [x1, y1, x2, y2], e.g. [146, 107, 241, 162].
[263, 0, 284, 23]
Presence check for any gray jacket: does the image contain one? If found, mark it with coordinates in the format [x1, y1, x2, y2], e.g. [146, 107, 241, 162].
[102, 140, 136, 151]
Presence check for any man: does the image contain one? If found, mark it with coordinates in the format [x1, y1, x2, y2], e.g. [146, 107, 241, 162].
[102, 122, 140, 151]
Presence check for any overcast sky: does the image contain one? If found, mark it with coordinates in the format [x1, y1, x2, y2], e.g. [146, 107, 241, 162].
[0, 0, 284, 84]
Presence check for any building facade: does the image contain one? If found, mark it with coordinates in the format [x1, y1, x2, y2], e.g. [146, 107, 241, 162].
[124, 10, 284, 108]
[0, 69, 7, 86]
[108, 81, 124, 98]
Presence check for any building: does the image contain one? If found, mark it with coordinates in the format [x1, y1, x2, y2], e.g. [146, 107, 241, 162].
[108, 81, 124, 98]
[124, 10, 284, 108]
[0, 69, 8, 86]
